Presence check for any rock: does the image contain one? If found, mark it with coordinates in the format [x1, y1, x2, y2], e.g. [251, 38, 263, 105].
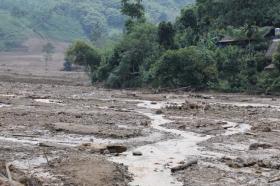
[18, 176, 29, 184]
[217, 121, 228, 125]
[133, 151, 143, 156]
[79, 143, 107, 153]
[269, 177, 280, 183]
[155, 110, 163, 114]
[262, 127, 272, 132]
[178, 161, 186, 165]
[226, 157, 245, 168]
[249, 143, 273, 150]
[107, 145, 127, 153]
[39, 142, 68, 148]
[140, 121, 149, 127]
[171, 159, 198, 173]
[178, 125, 186, 130]
[103, 149, 110, 155]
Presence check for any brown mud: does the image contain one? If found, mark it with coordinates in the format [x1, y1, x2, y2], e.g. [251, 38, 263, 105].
[0, 52, 280, 186]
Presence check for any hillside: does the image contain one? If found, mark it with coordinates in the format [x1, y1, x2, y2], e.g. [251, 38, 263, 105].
[0, 0, 194, 51]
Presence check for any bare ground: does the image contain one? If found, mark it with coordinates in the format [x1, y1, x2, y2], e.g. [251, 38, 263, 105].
[0, 50, 280, 186]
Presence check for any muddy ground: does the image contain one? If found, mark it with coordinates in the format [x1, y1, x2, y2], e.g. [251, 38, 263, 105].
[0, 51, 280, 186]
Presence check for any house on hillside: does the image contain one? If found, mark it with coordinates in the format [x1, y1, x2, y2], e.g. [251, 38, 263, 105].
[217, 27, 280, 71]
[265, 39, 280, 59]
[217, 36, 249, 47]
[264, 63, 276, 71]
[217, 26, 278, 47]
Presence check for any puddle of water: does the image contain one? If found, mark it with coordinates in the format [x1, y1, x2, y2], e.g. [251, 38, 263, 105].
[12, 156, 59, 183]
[0, 103, 10, 108]
[34, 99, 64, 105]
[0, 129, 166, 150]
[0, 94, 16, 97]
[223, 121, 251, 136]
[12, 156, 50, 170]
[0, 136, 38, 145]
[214, 101, 280, 111]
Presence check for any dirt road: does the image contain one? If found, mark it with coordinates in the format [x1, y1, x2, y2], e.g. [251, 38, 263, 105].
[0, 52, 280, 186]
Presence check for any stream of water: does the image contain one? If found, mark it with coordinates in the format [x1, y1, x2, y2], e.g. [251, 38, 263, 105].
[111, 100, 251, 186]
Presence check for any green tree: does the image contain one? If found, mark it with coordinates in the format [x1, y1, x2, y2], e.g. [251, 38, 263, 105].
[179, 8, 197, 29]
[151, 47, 217, 88]
[42, 42, 55, 71]
[121, 0, 145, 19]
[158, 21, 175, 49]
[65, 41, 101, 80]
[104, 23, 160, 88]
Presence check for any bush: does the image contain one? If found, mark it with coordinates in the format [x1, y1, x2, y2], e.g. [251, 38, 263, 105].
[65, 40, 101, 72]
[151, 46, 217, 88]
[100, 22, 161, 88]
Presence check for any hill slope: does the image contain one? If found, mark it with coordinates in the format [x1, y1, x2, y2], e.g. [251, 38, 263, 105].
[0, 0, 194, 51]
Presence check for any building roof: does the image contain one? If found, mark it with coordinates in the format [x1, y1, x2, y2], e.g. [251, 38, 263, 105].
[218, 26, 276, 45]
[260, 26, 275, 38]
[265, 39, 280, 58]
[264, 63, 276, 70]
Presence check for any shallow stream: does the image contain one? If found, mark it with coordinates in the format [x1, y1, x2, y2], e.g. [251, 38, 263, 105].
[111, 100, 251, 186]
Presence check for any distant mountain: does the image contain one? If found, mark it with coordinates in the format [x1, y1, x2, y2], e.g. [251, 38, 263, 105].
[0, 0, 194, 51]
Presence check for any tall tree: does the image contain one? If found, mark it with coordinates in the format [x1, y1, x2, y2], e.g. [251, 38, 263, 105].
[121, 0, 145, 19]
[42, 42, 55, 72]
[158, 21, 175, 49]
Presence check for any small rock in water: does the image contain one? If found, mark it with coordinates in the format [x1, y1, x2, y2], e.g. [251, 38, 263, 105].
[155, 109, 163, 114]
[178, 125, 186, 130]
[133, 151, 143, 156]
[171, 159, 198, 173]
[249, 143, 272, 150]
[262, 127, 272, 132]
[178, 161, 185, 165]
[140, 121, 149, 127]
[107, 145, 127, 153]
[103, 149, 110, 155]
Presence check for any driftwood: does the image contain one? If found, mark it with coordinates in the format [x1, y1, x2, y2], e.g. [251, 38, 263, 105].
[245, 132, 257, 136]
[0, 165, 24, 186]
[5, 163, 13, 186]
[269, 177, 280, 183]
[171, 159, 198, 173]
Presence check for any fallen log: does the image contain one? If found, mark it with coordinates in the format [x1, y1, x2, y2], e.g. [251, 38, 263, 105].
[171, 159, 198, 173]
[5, 163, 13, 186]
[269, 177, 280, 183]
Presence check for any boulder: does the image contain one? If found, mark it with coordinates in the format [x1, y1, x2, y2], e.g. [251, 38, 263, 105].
[249, 143, 272, 150]
[171, 159, 198, 173]
[107, 145, 127, 153]
[133, 151, 143, 156]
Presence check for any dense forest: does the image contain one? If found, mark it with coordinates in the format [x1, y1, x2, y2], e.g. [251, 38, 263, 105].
[0, 0, 194, 50]
[66, 0, 280, 93]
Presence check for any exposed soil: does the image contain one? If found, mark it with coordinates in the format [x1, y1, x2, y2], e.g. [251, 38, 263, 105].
[0, 51, 280, 186]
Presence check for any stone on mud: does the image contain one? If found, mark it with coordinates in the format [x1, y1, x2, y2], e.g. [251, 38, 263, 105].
[132, 151, 143, 156]
[249, 143, 273, 150]
[79, 143, 107, 153]
[79, 144, 127, 154]
[107, 145, 127, 154]
[171, 159, 198, 173]
[155, 109, 163, 115]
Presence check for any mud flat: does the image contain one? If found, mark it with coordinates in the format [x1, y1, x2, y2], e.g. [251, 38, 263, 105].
[0, 60, 280, 185]
[111, 101, 255, 186]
